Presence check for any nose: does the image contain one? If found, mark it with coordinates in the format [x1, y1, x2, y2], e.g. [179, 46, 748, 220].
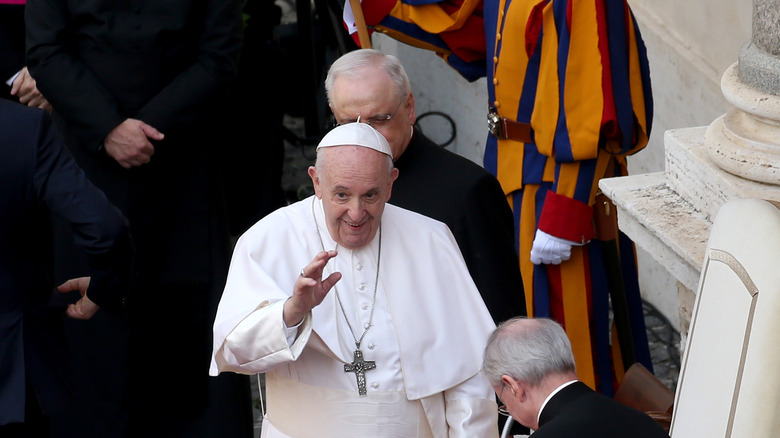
[346, 198, 364, 221]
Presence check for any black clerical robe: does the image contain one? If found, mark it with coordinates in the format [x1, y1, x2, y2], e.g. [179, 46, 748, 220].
[390, 130, 526, 323]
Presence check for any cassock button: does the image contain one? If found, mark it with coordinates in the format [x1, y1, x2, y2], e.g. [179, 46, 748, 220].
[493, 78, 499, 85]
[356, 262, 363, 271]
[496, 33, 501, 41]
[364, 322, 371, 329]
[368, 343, 376, 350]
[494, 101, 501, 109]
[493, 56, 498, 64]
[361, 303, 369, 310]
[370, 382, 380, 389]
[358, 282, 366, 291]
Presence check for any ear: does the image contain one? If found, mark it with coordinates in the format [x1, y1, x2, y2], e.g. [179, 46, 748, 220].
[386, 167, 399, 201]
[308, 166, 322, 198]
[407, 93, 417, 125]
[504, 376, 525, 401]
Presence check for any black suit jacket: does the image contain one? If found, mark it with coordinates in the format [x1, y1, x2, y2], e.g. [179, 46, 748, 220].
[532, 381, 669, 437]
[0, 99, 131, 425]
[390, 131, 526, 323]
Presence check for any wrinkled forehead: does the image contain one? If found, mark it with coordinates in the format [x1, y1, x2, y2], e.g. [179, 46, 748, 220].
[317, 145, 392, 179]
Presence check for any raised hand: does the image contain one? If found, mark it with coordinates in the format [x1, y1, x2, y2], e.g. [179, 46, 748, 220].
[283, 250, 342, 326]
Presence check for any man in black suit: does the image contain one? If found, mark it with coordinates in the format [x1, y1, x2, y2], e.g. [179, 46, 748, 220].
[482, 317, 669, 437]
[324, 48, 526, 324]
[25, 1, 253, 436]
[0, 99, 132, 437]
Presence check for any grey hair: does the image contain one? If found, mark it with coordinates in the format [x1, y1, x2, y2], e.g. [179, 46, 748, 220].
[482, 317, 576, 388]
[324, 49, 411, 104]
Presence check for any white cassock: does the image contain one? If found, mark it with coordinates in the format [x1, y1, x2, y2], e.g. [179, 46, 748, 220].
[211, 196, 499, 438]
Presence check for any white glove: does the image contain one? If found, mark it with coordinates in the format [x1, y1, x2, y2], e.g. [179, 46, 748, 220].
[530, 230, 580, 265]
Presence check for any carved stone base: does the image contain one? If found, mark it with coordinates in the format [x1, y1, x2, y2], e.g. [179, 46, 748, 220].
[707, 63, 780, 184]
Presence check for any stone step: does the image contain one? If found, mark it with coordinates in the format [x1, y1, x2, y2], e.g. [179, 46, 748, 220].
[664, 126, 780, 222]
[599, 171, 709, 293]
[602, 124, 780, 293]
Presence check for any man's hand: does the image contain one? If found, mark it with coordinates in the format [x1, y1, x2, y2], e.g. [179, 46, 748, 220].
[10, 67, 51, 111]
[104, 118, 164, 168]
[283, 250, 342, 327]
[530, 230, 580, 265]
[57, 277, 100, 320]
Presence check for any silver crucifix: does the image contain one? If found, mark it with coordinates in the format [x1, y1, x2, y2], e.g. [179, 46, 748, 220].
[344, 349, 376, 396]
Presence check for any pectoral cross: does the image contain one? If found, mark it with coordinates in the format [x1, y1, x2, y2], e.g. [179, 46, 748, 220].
[344, 349, 376, 396]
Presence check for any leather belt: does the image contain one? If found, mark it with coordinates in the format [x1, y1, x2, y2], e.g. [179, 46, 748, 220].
[487, 111, 534, 143]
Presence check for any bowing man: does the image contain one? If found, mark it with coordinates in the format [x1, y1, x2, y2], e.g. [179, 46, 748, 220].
[482, 317, 669, 438]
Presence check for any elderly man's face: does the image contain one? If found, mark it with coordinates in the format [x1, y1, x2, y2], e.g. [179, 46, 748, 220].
[309, 146, 398, 250]
[329, 66, 415, 161]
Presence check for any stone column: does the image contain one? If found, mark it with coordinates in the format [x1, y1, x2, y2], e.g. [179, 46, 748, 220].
[705, 0, 780, 185]
[739, 0, 780, 95]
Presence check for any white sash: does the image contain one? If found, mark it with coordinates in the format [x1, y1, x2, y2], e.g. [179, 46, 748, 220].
[261, 373, 435, 438]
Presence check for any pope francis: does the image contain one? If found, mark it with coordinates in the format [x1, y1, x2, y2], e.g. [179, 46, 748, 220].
[210, 122, 499, 437]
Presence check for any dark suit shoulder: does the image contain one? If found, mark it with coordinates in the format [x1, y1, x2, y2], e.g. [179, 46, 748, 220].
[537, 382, 669, 438]
[0, 97, 45, 125]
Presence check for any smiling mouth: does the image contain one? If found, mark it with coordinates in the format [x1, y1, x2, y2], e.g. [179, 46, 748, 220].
[344, 219, 366, 229]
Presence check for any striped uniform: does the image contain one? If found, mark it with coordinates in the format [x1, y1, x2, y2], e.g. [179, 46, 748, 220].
[345, 0, 487, 81]
[345, 0, 655, 395]
[484, 0, 654, 395]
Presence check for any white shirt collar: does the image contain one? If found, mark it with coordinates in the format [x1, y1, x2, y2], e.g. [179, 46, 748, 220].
[537, 380, 578, 425]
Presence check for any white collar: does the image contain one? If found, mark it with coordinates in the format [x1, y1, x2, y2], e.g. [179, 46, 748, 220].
[537, 380, 578, 425]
